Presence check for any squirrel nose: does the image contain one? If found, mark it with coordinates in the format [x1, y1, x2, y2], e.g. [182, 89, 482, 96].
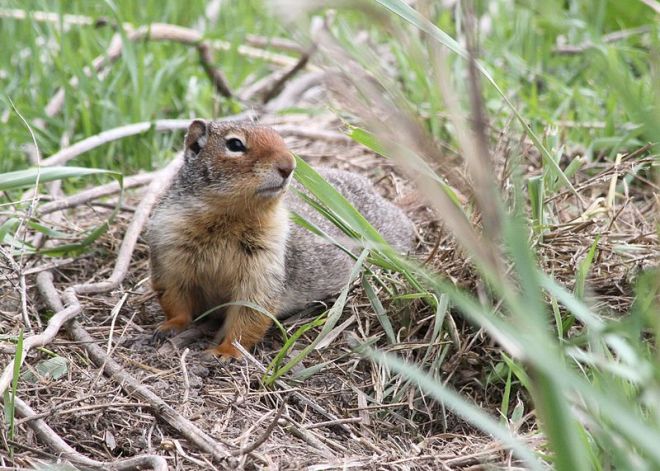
[275, 159, 295, 179]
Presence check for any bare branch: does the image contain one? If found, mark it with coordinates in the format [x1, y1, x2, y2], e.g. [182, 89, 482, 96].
[39, 171, 156, 215]
[0, 295, 81, 396]
[261, 46, 316, 103]
[72, 154, 183, 295]
[41, 119, 190, 167]
[246, 34, 306, 54]
[197, 42, 233, 98]
[12, 396, 168, 471]
[36, 271, 234, 462]
[553, 25, 653, 55]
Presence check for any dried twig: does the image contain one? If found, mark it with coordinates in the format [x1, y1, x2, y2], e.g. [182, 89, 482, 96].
[41, 120, 190, 167]
[0, 294, 81, 396]
[231, 401, 286, 456]
[41, 23, 229, 118]
[282, 416, 334, 458]
[14, 401, 148, 426]
[0, 8, 105, 27]
[72, 154, 182, 294]
[233, 342, 354, 435]
[36, 271, 234, 462]
[0, 246, 33, 332]
[39, 171, 156, 215]
[261, 45, 316, 104]
[197, 42, 232, 98]
[32, 20, 297, 118]
[640, 0, 660, 14]
[246, 34, 306, 54]
[12, 396, 168, 471]
[271, 124, 353, 144]
[0, 9, 301, 65]
[553, 25, 654, 54]
[265, 71, 326, 112]
[180, 348, 191, 404]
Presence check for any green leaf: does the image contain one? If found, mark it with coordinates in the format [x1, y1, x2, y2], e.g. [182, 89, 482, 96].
[348, 126, 464, 207]
[0, 167, 124, 257]
[294, 156, 388, 248]
[362, 275, 396, 344]
[0, 166, 120, 191]
[22, 356, 69, 383]
[527, 175, 545, 234]
[265, 249, 369, 385]
[4, 329, 23, 454]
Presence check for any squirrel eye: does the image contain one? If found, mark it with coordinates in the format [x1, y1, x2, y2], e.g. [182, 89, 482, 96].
[226, 138, 246, 153]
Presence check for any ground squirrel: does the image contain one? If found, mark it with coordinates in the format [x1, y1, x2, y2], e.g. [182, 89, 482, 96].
[147, 119, 415, 358]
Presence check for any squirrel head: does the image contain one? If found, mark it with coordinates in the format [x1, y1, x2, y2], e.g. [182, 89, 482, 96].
[181, 119, 296, 204]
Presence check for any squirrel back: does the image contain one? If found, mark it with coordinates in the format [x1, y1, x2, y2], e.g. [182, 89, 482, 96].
[282, 167, 415, 314]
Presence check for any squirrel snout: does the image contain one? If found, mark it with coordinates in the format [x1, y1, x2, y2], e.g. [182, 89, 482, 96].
[255, 154, 296, 197]
[275, 157, 295, 179]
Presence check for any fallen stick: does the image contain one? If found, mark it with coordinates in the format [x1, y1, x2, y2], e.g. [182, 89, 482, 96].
[0, 296, 81, 396]
[41, 119, 190, 167]
[36, 271, 233, 462]
[271, 124, 353, 144]
[0, 279, 168, 468]
[233, 342, 354, 435]
[35, 21, 297, 119]
[42, 23, 230, 118]
[72, 154, 182, 295]
[0, 9, 301, 66]
[246, 34, 306, 54]
[39, 171, 156, 215]
[261, 45, 316, 104]
[41, 113, 257, 167]
[12, 396, 168, 471]
[264, 71, 326, 112]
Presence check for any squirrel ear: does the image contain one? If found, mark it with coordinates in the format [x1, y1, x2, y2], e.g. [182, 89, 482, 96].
[184, 119, 208, 157]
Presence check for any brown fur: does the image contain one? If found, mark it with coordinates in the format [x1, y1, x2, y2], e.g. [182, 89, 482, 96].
[147, 120, 416, 360]
[147, 120, 293, 359]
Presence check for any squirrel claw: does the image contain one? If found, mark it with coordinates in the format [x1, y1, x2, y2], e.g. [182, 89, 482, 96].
[204, 342, 242, 361]
[150, 328, 173, 345]
[150, 320, 186, 345]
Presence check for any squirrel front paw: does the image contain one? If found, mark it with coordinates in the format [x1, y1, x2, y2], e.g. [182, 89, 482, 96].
[204, 340, 242, 361]
[157, 317, 191, 333]
[150, 318, 191, 345]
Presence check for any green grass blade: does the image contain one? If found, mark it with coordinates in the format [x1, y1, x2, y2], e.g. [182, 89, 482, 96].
[4, 329, 23, 456]
[528, 175, 545, 234]
[373, 0, 579, 197]
[355, 344, 544, 470]
[0, 167, 121, 191]
[575, 236, 601, 300]
[0, 167, 124, 256]
[362, 275, 396, 344]
[294, 156, 388, 248]
[265, 249, 369, 385]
